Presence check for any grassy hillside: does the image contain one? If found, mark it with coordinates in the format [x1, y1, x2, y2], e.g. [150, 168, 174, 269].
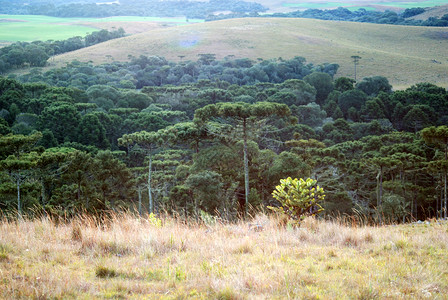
[49, 18, 448, 89]
[0, 213, 446, 298]
[409, 4, 448, 21]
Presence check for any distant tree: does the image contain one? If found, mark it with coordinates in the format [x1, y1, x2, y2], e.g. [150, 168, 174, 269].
[304, 72, 334, 105]
[194, 101, 291, 215]
[356, 76, 392, 96]
[351, 55, 361, 82]
[338, 89, 368, 117]
[37, 103, 80, 143]
[77, 113, 109, 149]
[334, 77, 355, 92]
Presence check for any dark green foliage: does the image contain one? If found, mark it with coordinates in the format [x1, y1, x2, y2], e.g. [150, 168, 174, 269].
[211, 6, 448, 27]
[77, 114, 109, 149]
[334, 77, 355, 92]
[304, 72, 334, 105]
[338, 89, 368, 117]
[185, 170, 225, 213]
[0, 0, 267, 18]
[0, 52, 447, 222]
[356, 76, 392, 96]
[38, 103, 80, 143]
[17, 56, 337, 90]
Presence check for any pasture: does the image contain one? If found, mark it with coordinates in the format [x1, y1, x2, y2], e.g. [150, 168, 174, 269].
[0, 213, 446, 299]
[0, 15, 203, 43]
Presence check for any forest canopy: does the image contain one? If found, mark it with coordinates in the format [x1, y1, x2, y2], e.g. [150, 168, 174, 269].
[1, 52, 447, 222]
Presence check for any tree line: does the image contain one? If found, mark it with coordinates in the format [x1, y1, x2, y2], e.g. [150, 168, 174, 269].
[1, 56, 448, 222]
[16, 55, 339, 90]
[0, 0, 267, 19]
[0, 28, 126, 74]
[207, 7, 448, 27]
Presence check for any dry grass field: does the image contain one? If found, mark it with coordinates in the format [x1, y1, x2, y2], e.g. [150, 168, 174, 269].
[0, 213, 447, 299]
[48, 18, 448, 89]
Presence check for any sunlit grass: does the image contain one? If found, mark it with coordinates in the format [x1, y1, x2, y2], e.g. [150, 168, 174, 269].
[0, 213, 446, 298]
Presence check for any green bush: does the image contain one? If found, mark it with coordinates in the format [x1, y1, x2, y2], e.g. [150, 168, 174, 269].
[269, 177, 325, 226]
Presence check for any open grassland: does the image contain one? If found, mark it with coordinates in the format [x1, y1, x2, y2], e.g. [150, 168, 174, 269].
[0, 15, 203, 43]
[0, 213, 447, 299]
[49, 17, 448, 89]
[0, 15, 97, 42]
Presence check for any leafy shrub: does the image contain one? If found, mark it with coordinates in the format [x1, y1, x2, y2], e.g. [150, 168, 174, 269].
[269, 177, 325, 226]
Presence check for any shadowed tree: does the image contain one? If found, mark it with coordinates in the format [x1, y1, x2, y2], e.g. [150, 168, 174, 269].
[118, 131, 167, 214]
[304, 72, 334, 105]
[0, 132, 42, 218]
[421, 126, 448, 218]
[194, 101, 291, 216]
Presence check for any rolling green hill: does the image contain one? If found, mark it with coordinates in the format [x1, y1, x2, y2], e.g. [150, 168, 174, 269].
[49, 18, 448, 89]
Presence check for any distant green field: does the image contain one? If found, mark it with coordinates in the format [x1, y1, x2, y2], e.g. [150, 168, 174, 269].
[0, 15, 204, 42]
[0, 15, 97, 42]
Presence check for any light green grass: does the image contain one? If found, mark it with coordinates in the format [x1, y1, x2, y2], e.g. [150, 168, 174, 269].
[0, 15, 204, 42]
[0, 15, 97, 42]
[374, 0, 448, 9]
[48, 17, 448, 89]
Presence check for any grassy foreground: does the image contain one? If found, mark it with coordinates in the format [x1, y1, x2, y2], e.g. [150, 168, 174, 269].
[0, 213, 447, 299]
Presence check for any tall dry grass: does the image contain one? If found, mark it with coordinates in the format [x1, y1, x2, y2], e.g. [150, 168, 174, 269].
[0, 212, 447, 299]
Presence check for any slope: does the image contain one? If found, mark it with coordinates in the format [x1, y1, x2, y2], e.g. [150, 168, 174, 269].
[409, 4, 448, 21]
[49, 18, 448, 89]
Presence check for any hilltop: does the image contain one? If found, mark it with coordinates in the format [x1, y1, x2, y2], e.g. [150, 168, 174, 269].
[48, 17, 448, 89]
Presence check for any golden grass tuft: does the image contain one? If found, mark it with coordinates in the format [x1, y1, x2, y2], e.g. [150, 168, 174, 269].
[0, 213, 447, 298]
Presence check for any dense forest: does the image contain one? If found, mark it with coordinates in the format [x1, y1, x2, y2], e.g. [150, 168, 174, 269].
[208, 7, 448, 27]
[1, 54, 448, 223]
[0, 0, 267, 19]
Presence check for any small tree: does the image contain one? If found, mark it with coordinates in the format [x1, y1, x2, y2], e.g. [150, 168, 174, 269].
[269, 177, 325, 226]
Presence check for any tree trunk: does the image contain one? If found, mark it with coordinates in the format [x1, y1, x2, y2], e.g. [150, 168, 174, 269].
[17, 178, 22, 219]
[243, 118, 249, 217]
[148, 155, 153, 214]
[377, 165, 383, 224]
[445, 173, 447, 219]
[138, 186, 142, 216]
[40, 178, 48, 216]
[440, 143, 448, 219]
